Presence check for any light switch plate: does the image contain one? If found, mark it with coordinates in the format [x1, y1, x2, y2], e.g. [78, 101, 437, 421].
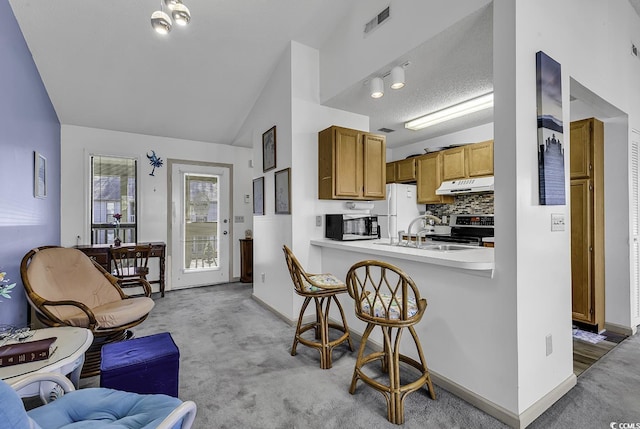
[551, 213, 565, 231]
[316, 216, 322, 227]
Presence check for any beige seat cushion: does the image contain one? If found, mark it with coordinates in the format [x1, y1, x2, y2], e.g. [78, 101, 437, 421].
[62, 297, 155, 329]
[27, 247, 154, 327]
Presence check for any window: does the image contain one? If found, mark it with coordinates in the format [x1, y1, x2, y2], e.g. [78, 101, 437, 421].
[91, 155, 137, 244]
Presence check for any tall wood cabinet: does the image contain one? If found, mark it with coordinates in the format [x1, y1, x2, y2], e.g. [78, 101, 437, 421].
[570, 118, 605, 331]
[318, 126, 386, 200]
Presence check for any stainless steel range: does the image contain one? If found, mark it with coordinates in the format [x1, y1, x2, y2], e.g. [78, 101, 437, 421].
[427, 214, 494, 246]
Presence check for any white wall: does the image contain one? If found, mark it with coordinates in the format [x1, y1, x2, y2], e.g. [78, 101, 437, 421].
[60, 125, 253, 286]
[506, 0, 640, 415]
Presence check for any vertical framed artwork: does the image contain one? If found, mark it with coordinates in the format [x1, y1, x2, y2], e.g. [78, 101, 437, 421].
[253, 176, 264, 215]
[262, 126, 276, 172]
[34, 151, 47, 199]
[274, 168, 291, 214]
[536, 51, 566, 205]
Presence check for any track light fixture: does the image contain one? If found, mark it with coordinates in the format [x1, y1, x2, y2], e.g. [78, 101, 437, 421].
[151, 0, 191, 35]
[405, 92, 494, 131]
[368, 62, 409, 99]
[370, 77, 384, 99]
[390, 66, 405, 89]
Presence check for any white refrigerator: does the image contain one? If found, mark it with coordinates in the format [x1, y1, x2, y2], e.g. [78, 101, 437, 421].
[372, 183, 421, 241]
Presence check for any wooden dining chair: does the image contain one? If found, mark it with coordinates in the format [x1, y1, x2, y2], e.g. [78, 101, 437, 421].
[109, 244, 152, 294]
[345, 259, 436, 424]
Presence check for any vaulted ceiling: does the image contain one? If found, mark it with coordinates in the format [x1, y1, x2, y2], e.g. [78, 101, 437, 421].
[8, 1, 640, 150]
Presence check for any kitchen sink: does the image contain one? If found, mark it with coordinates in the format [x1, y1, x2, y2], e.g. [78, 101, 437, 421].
[372, 242, 475, 251]
[420, 244, 475, 251]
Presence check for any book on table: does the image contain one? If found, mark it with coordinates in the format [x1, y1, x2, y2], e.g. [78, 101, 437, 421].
[0, 337, 57, 367]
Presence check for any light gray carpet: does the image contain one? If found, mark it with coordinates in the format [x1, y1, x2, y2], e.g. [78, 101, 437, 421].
[91, 283, 639, 428]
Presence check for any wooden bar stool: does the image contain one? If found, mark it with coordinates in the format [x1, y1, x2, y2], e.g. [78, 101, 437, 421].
[345, 260, 436, 424]
[282, 245, 354, 369]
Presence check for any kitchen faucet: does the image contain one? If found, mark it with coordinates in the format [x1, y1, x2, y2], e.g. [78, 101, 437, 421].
[402, 214, 443, 247]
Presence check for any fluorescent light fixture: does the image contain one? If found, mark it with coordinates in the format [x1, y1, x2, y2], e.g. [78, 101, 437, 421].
[370, 77, 384, 99]
[404, 92, 494, 131]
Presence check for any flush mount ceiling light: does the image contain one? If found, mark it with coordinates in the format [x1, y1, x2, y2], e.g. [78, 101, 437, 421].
[370, 77, 384, 99]
[405, 92, 494, 131]
[151, 0, 191, 35]
[390, 66, 405, 89]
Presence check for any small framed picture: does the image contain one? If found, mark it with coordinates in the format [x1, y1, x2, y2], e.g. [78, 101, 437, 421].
[274, 168, 291, 214]
[262, 126, 276, 172]
[253, 177, 264, 215]
[34, 151, 47, 199]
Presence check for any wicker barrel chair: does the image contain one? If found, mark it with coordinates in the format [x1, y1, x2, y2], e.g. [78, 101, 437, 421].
[282, 245, 353, 369]
[20, 246, 155, 377]
[345, 260, 436, 424]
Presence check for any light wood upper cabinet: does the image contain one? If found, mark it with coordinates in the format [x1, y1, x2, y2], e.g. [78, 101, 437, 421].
[441, 140, 494, 180]
[570, 120, 591, 179]
[467, 140, 494, 177]
[318, 126, 386, 200]
[395, 158, 417, 183]
[442, 146, 466, 180]
[416, 153, 453, 204]
[386, 162, 396, 184]
[362, 133, 386, 199]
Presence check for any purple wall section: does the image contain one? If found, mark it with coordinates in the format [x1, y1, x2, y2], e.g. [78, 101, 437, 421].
[0, 0, 61, 326]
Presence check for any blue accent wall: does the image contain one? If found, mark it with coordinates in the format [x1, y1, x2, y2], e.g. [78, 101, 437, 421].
[0, 0, 61, 326]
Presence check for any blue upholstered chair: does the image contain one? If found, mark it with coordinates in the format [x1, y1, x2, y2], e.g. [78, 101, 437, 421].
[0, 372, 197, 429]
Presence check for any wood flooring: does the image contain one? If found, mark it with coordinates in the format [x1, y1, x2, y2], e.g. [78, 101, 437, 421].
[573, 330, 627, 376]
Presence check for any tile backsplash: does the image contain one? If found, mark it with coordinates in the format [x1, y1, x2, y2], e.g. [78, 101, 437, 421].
[425, 192, 494, 218]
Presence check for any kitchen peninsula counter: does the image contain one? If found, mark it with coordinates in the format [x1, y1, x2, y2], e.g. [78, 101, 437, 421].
[310, 238, 494, 277]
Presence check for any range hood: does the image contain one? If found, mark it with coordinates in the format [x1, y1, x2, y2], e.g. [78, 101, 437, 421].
[436, 176, 494, 195]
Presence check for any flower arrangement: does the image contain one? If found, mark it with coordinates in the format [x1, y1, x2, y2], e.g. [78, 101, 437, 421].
[0, 270, 16, 303]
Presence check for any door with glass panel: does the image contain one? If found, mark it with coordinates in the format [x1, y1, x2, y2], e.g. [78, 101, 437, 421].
[170, 162, 230, 289]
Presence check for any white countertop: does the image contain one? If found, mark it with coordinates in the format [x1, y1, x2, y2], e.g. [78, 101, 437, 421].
[311, 238, 494, 277]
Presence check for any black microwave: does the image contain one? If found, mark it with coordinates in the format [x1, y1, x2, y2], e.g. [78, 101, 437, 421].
[325, 214, 379, 241]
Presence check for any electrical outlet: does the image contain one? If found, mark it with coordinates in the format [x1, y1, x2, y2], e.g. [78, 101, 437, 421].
[244, 194, 250, 204]
[546, 334, 553, 356]
[316, 216, 322, 227]
[551, 213, 565, 231]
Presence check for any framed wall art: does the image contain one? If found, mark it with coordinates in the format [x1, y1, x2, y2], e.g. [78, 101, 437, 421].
[34, 151, 47, 199]
[536, 51, 566, 205]
[274, 168, 291, 214]
[262, 126, 276, 172]
[253, 176, 264, 215]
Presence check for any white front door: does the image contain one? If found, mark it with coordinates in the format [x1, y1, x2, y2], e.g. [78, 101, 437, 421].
[170, 162, 231, 289]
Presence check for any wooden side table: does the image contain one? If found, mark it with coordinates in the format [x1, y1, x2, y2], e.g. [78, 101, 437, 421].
[240, 238, 253, 283]
[0, 327, 93, 397]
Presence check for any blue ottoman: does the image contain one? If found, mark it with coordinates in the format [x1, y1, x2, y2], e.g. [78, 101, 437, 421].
[100, 332, 180, 397]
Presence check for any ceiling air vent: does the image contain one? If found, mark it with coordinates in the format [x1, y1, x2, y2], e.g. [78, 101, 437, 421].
[378, 127, 395, 133]
[364, 6, 390, 35]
